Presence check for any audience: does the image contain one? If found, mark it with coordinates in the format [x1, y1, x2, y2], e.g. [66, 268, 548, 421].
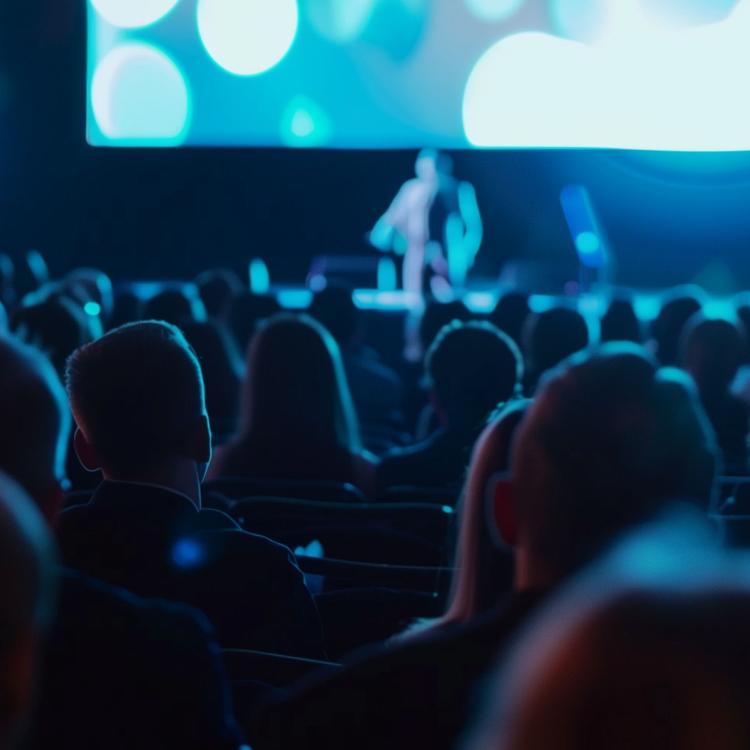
[196, 269, 244, 321]
[209, 314, 377, 496]
[0, 241, 746, 750]
[227, 291, 280, 355]
[469, 519, 750, 750]
[308, 285, 404, 433]
[11, 295, 98, 377]
[249, 343, 716, 750]
[0, 473, 55, 750]
[489, 291, 530, 346]
[600, 297, 642, 343]
[522, 306, 589, 392]
[58, 321, 325, 656]
[181, 319, 244, 440]
[0, 333, 244, 749]
[431, 401, 528, 630]
[142, 286, 207, 326]
[377, 321, 521, 495]
[651, 290, 703, 366]
[682, 315, 749, 475]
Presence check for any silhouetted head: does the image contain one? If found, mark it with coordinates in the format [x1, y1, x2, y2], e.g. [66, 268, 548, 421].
[682, 315, 744, 393]
[11, 296, 98, 377]
[240, 314, 361, 452]
[142, 287, 207, 327]
[523, 307, 589, 387]
[651, 292, 703, 366]
[0, 335, 70, 521]
[0, 472, 56, 750]
[441, 401, 530, 626]
[600, 297, 642, 344]
[308, 284, 360, 350]
[472, 523, 750, 750]
[66, 322, 211, 489]
[419, 299, 471, 353]
[195, 269, 243, 320]
[490, 292, 530, 346]
[426, 321, 522, 430]
[499, 344, 716, 585]
[227, 292, 281, 355]
[109, 289, 141, 330]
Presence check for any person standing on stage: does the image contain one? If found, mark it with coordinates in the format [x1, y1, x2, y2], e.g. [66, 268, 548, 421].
[369, 149, 482, 298]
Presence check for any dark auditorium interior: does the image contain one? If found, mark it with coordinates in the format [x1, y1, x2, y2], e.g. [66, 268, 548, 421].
[4, 1, 750, 748]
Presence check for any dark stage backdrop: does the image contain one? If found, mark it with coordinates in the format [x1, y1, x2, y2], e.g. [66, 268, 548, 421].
[3, 1, 750, 291]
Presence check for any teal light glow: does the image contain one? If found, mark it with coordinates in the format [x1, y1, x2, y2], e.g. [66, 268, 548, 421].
[249, 259, 271, 294]
[377, 258, 398, 292]
[576, 231, 601, 255]
[464, 0, 750, 150]
[465, 0, 525, 23]
[197, 0, 299, 76]
[83, 301, 102, 317]
[90, 0, 180, 29]
[281, 96, 332, 147]
[91, 43, 191, 145]
[277, 289, 313, 309]
[304, 0, 376, 43]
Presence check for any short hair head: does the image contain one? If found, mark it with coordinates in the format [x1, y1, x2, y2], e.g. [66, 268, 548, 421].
[426, 321, 523, 428]
[512, 344, 716, 577]
[66, 321, 207, 477]
[0, 335, 70, 504]
[682, 315, 744, 391]
[524, 306, 589, 384]
[308, 284, 360, 349]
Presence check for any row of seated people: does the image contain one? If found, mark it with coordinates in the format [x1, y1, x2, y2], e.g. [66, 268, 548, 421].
[2, 312, 746, 749]
[6, 264, 750, 498]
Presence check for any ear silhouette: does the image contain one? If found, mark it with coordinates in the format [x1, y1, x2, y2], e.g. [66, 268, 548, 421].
[73, 428, 101, 473]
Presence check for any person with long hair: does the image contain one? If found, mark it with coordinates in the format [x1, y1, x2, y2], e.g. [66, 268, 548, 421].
[209, 313, 377, 496]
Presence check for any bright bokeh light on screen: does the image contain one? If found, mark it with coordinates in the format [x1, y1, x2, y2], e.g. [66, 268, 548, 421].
[197, 0, 299, 76]
[465, 0, 526, 23]
[464, 0, 750, 150]
[304, 0, 376, 43]
[90, 0, 180, 29]
[91, 43, 191, 144]
[281, 96, 332, 147]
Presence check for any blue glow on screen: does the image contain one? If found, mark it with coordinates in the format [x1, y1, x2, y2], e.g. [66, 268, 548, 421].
[87, 0, 750, 150]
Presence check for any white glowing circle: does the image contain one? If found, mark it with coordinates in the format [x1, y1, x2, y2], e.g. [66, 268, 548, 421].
[465, 0, 525, 22]
[90, 0, 180, 29]
[463, 3, 750, 152]
[91, 44, 190, 143]
[197, 0, 299, 76]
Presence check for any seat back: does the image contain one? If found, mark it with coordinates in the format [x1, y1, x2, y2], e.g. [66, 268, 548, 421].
[233, 497, 455, 566]
[204, 478, 365, 504]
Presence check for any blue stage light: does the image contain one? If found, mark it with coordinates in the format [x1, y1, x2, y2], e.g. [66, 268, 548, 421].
[90, 0, 180, 29]
[575, 231, 601, 256]
[83, 301, 102, 317]
[249, 259, 271, 294]
[197, 0, 299, 76]
[91, 43, 191, 145]
[465, 0, 525, 23]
